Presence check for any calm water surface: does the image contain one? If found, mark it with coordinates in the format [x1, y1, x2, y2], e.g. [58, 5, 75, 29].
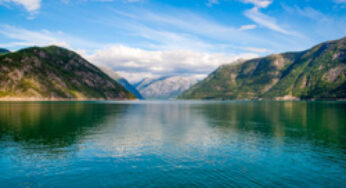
[0, 101, 345, 187]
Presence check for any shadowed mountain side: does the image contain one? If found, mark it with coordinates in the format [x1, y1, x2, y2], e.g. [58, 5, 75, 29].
[0, 46, 136, 100]
[98, 66, 143, 99]
[0, 48, 10, 55]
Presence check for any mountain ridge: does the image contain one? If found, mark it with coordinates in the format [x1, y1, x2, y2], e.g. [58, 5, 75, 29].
[0, 46, 136, 101]
[179, 37, 346, 100]
[98, 66, 143, 99]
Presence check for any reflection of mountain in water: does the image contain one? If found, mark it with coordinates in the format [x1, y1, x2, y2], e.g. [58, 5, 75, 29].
[0, 101, 345, 188]
[197, 101, 346, 150]
[0, 101, 345, 157]
[0, 102, 126, 148]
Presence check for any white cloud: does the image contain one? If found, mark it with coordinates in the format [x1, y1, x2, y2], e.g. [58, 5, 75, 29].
[0, 25, 102, 50]
[245, 7, 299, 36]
[240, 1, 305, 38]
[241, 46, 272, 53]
[62, 0, 143, 3]
[282, 5, 328, 21]
[0, 25, 259, 82]
[0, 25, 69, 47]
[0, 0, 41, 12]
[109, 8, 237, 39]
[239, 24, 257, 31]
[240, 0, 272, 8]
[0, 0, 143, 13]
[84, 45, 258, 82]
[101, 8, 278, 51]
[128, 25, 218, 52]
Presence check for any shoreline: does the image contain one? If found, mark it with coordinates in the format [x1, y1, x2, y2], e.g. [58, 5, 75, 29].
[0, 98, 344, 102]
[0, 98, 139, 102]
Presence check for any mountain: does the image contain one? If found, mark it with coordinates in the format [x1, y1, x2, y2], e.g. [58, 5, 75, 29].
[179, 37, 346, 100]
[0, 48, 10, 55]
[135, 76, 198, 99]
[0, 46, 136, 100]
[98, 66, 143, 99]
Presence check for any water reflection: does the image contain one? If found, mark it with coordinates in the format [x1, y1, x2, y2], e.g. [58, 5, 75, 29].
[0, 101, 345, 153]
[197, 101, 346, 149]
[0, 101, 345, 187]
[0, 102, 127, 148]
[89, 102, 221, 157]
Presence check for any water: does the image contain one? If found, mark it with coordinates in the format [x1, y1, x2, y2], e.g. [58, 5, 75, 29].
[0, 101, 345, 187]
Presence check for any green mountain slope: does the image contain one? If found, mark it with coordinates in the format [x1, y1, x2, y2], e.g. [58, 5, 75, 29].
[179, 37, 346, 100]
[0, 48, 10, 55]
[0, 46, 136, 100]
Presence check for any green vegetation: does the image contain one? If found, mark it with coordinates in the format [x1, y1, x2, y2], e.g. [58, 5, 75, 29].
[179, 37, 346, 100]
[0, 46, 136, 100]
[0, 48, 9, 55]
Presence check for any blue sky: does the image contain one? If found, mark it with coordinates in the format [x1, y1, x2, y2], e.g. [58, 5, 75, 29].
[0, 0, 345, 81]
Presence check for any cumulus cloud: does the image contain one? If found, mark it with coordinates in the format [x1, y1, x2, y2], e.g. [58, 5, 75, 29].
[0, 25, 259, 82]
[83, 45, 258, 82]
[0, 0, 41, 12]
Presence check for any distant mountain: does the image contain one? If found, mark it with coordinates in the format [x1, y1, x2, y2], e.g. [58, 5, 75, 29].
[179, 37, 346, 100]
[98, 66, 143, 99]
[0, 48, 10, 55]
[135, 76, 198, 99]
[0, 46, 136, 100]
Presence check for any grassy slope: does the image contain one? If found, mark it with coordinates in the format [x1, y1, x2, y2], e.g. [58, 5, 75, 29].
[0, 48, 10, 55]
[179, 37, 346, 100]
[0, 46, 136, 100]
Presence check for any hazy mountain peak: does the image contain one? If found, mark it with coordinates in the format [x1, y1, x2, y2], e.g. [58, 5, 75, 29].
[135, 75, 199, 99]
[98, 66, 143, 99]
